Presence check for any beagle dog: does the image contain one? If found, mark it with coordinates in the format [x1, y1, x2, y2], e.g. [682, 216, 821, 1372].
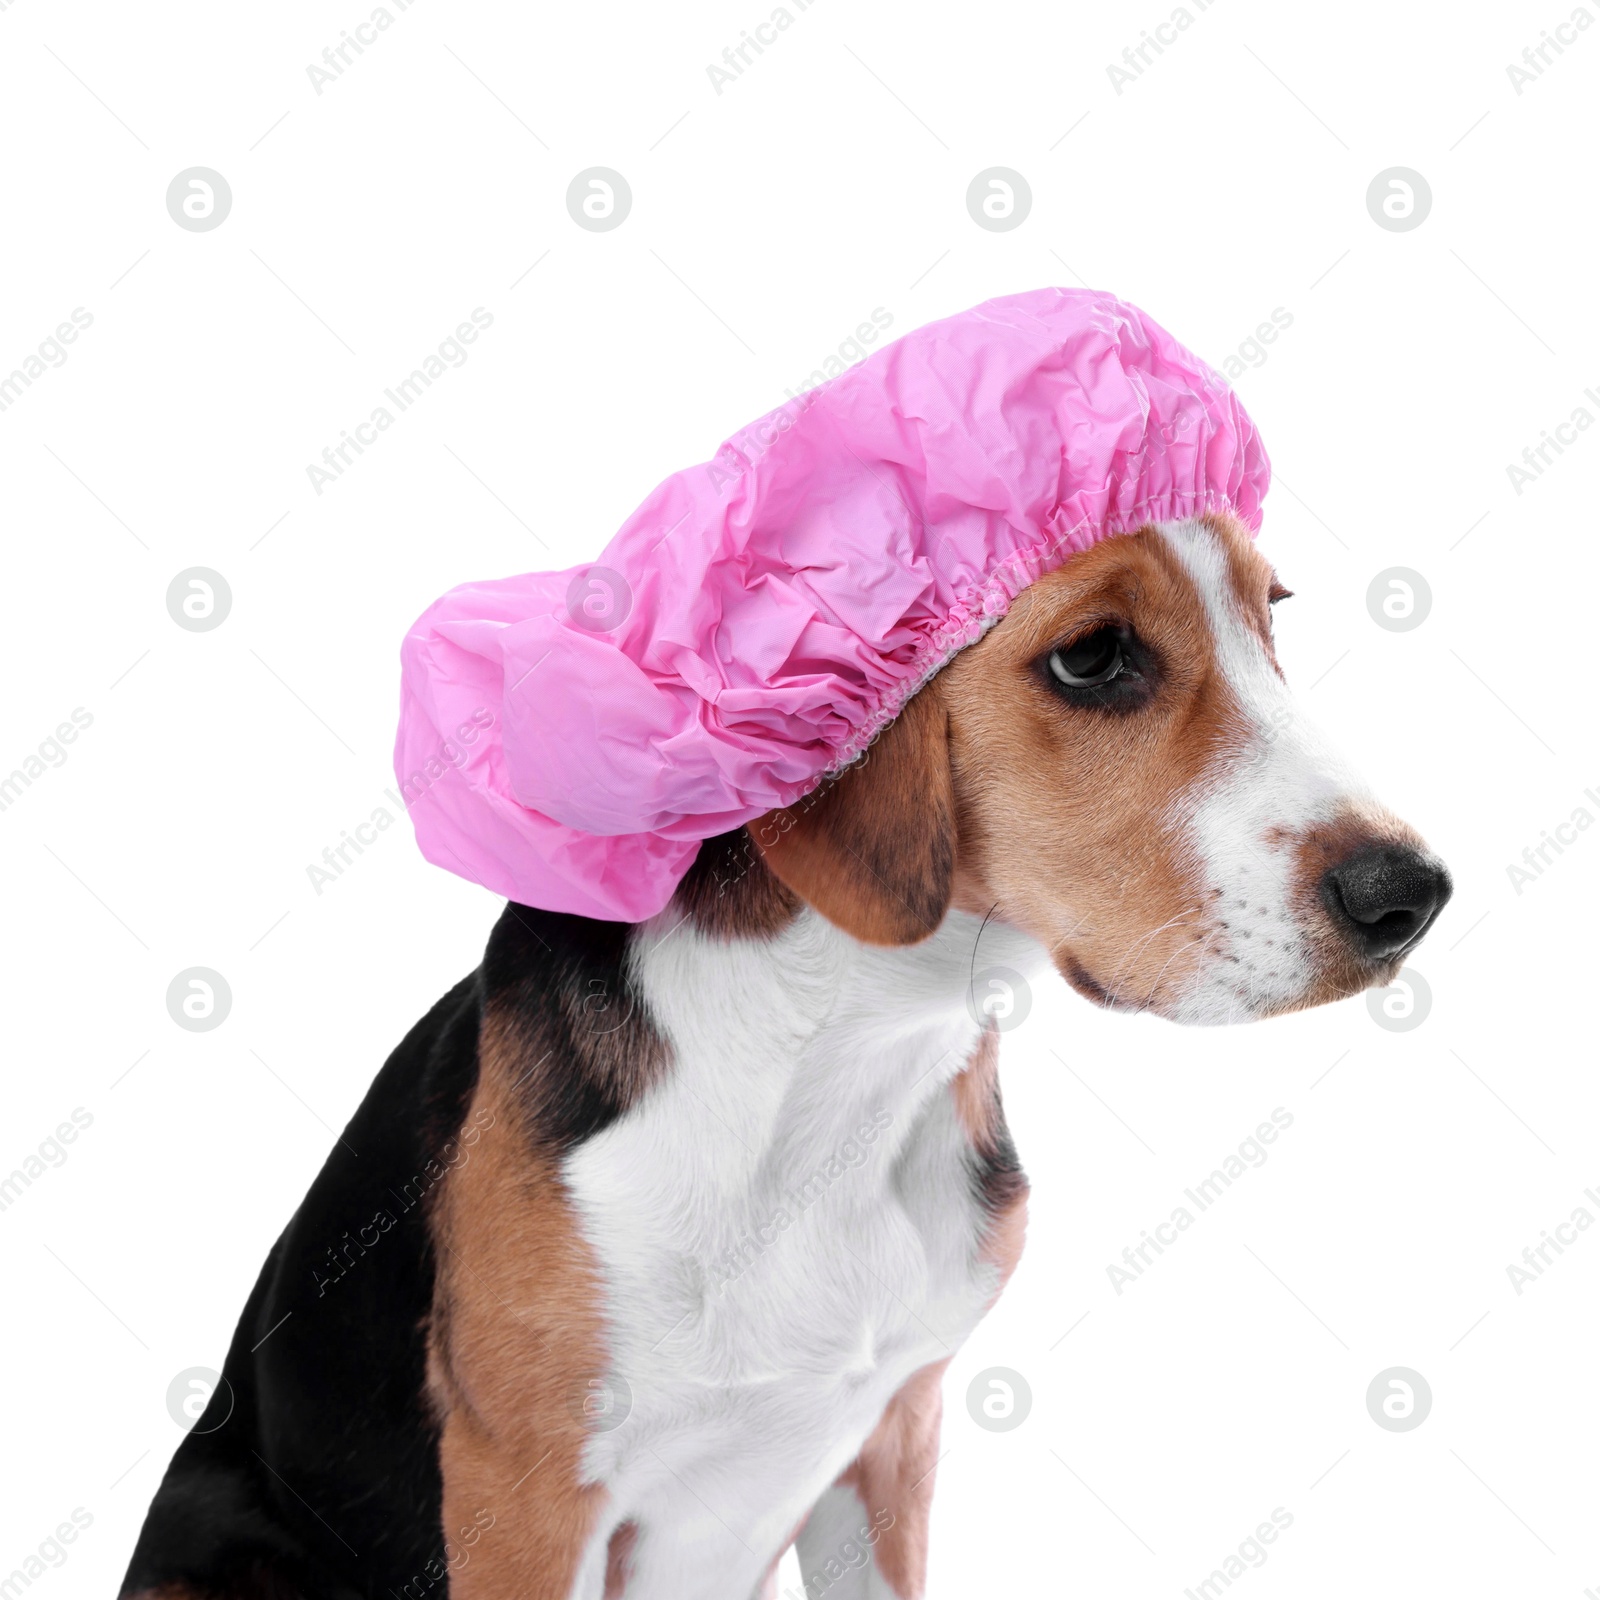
[121, 510, 1450, 1600]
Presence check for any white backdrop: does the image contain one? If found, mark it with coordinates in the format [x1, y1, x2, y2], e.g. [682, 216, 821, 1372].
[2, 1, 1597, 1595]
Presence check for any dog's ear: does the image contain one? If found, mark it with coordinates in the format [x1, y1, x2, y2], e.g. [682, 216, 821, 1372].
[752, 683, 955, 945]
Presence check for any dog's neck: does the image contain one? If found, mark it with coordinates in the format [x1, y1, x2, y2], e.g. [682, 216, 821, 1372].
[630, 890, 1045, 1139]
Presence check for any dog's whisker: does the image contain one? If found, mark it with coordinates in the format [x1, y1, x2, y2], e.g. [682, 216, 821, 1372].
[1142, 933, 1202, 1010]
[1102, 908, 1204, 1006]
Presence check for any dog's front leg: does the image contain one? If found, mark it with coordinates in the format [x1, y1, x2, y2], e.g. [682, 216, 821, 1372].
[791, 1361, 947, 1600]
[428, 1062, 615, 1600]
[436, 1403, 609, 1600]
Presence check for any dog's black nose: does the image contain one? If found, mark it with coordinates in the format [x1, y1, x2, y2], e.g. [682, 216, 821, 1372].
[1320, 846, 1452, 960]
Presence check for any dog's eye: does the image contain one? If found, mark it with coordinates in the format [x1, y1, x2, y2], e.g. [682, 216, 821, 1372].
[1048, 628, 1126, 689]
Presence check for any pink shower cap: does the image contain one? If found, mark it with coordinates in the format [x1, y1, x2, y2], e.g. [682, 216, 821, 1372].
[396, 286, 1270, 921]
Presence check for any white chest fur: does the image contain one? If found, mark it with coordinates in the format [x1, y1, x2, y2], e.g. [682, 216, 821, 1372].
[559, 906, 1037, 1596]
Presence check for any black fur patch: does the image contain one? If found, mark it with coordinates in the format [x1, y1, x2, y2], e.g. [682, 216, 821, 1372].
[670, 828, 800, 942]
[480, 900, 670, 1149]
[121, 898, 667, 1600]
[120, 974, 480, 1600]
[967, 1091, 1029, 1222]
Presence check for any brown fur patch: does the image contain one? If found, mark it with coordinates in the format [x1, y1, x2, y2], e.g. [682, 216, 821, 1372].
[839, 1361, 949, 1600]
[948, 1025, 1000, 1153]
[427, 1020, 615, 1597]
[755, 686, 956, 946]
[603, 1521, 638, 1598]
[950, 1028, 1029, 1294]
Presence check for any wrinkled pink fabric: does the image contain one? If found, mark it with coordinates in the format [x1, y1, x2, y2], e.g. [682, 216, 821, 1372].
[396, 287, 1270, 921]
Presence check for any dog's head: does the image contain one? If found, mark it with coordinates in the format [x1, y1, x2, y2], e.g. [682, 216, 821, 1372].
[756, 511, 1450, 1023]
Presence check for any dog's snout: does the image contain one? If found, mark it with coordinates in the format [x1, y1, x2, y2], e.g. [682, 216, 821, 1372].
[1320, 846, 1452, 961]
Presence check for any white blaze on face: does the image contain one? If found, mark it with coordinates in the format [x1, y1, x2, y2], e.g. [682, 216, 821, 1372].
[1158, 519, 1372, 1023]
